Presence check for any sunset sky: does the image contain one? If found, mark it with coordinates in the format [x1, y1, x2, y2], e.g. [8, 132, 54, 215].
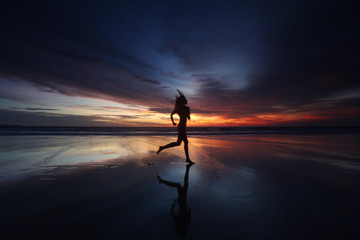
[0, 0, 358, 127]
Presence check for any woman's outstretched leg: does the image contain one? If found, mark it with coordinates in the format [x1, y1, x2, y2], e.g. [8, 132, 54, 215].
[157, 140, 181, 154]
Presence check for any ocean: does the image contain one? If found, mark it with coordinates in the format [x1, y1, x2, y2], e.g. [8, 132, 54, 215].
[1, 126, 359, 136]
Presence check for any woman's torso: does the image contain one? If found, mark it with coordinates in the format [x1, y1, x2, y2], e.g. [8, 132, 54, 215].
[177, 106, 190, 128]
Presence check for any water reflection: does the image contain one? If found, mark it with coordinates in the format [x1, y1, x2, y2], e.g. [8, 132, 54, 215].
[2, 134, 359, 183]
[157, 163, 194, 238]
[0, 136, 163, 182]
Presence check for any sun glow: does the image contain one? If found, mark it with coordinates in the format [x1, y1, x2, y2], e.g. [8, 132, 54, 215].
[184, 112, 331, 127]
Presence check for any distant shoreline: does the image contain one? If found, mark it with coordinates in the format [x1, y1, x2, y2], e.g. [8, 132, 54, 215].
[1, 126, 359, 136]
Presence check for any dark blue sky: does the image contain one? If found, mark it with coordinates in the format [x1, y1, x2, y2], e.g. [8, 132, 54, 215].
[0, 0, 358, 126]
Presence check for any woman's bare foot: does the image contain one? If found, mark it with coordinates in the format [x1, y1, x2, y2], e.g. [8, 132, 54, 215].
[186, 158, 194, 164]
[157, 146, 164, 154]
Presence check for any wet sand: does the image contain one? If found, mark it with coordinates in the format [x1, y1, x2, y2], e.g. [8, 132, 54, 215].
[1, 134, 360, 239]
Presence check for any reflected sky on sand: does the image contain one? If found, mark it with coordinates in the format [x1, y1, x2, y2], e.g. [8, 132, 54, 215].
[0, 136, 159, 182]
[1, 134, 360, 182]
[1, 134, 360, 239]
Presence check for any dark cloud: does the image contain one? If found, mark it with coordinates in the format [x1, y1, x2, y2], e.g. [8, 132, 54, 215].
[149, 108, 172, 114]
[9, 107, 59, 111]
[0, 109, 111, 127]
[0, 108, 164, 127]
[183, 0, 359, 124]
[0, 0, 174, 108]
[139, 79, 161, 85]
[0, 0, 358, 126]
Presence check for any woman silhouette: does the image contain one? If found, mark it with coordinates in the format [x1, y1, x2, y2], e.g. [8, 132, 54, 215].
[157, 90, 193, 163]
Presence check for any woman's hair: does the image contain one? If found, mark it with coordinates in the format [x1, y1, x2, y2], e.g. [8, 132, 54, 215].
[175, 89, 187, 106]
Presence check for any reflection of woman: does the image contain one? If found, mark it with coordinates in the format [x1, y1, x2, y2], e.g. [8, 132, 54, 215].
[157, 90, 193, 164]
[157, 163, 193, 238]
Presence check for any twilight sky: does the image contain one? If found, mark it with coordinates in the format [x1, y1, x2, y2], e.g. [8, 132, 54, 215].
[0, 0, 359, 127]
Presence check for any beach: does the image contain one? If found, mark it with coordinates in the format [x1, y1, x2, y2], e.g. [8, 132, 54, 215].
[1, 133, 360, 239]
